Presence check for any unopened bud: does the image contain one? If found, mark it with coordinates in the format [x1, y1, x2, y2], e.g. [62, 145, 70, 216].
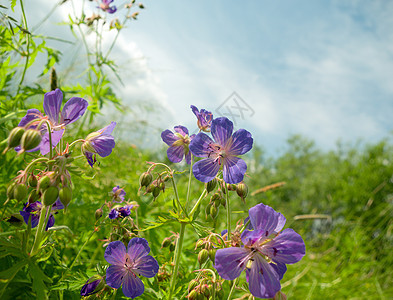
[210, 205, 218, 219]
[188, 279, 198, 291]
[220, 197, 226, 207]
[169, 242, 176, 252]
[4, 127, 25, 153]
[198, 249, 209, 265]
[206, 178, 217, 193]
[152, 186, 160, 198]
[195, 239, 204, 249]
[13, 184, 28, 202]
[6, 183, 16, 199]
[188, 289, 197, 300]
[95, 208, 103, 220]
[205, 202, 212, 219]
[28, 189, 40, 204]
[28, 174, 38, 187]
[43, 186, 59, 206]
[80, 275, 105, 297]
[201, 284, 210, 298]
[228, 183, 237, 191]
[139, 172, 153, 187]
[236, 182, 248, 201]
[38, 175, 51, 191]
[161, 237, 172, 248]
[59, 186, 72, 207]
[19, 129, 41, 153]
[208, 248, 216, 262]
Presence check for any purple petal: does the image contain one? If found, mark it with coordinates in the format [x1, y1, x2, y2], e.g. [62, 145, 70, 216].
[167, 146, 185, 163]
[80, 279, 101, 296]
[43, 89, 62, 124]
[228, 129, 253, 155]
[214, 247, 249, 280]
[135, 256, 159, 278]
[85, 152, 96, 167]
[19, 211, 40, 228]
[91, 135, 115, 157]
[161, 129, 178, 146]
[127, 238, 150, 261]
[211, 117, 233, 146]
[189, 133, 214, 157]
[53, 198, 65, 210]
[98, 121, 116, 135]
[122, 272, 144, 298]
[185, 150, 192, 165]
[174, 125, 189, 136]
[270, 262, 287, 280]
[248, 203, 286, 235]
[246, 255, 281, 299]
[60, 97, 88, 125]
[105, 241, 126, 265]
[222, 156, 247, 184]
[266, 228, 306, 264]
[18, 109, 43, 128]
[241, 229, 266, 246]
[45, 214, 55, 230]
[106, 6, 117, 14]
[191, 105, 200, 117]
[106, 265, 127, 289]
[25, 201, 42, 213]
[39, 129, 65, 155]
[192, 158, 220, 183]
[109, 209, 119, 219]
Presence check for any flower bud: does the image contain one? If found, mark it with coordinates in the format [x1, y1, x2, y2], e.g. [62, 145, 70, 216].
[28, 189, 40, 204]
[80, 275, 105, 297]
[201, 284, 210, 298]
[161, 237, 172, 248]
[13, 184, 28, 202]
[95, 208, 103, 220]
[188, 279, 199, 291]
[6, 183, 16, 199]
[152, 186, 161, 198]
[188, 289, 198, 300]
[205, 202, 212, 219]
[210, 205, 219, 219]
[59, 186, 72, 207]
[38, 175, 51, 191]
[28, 174, 38, 187]
[4, 127, 25, 153]
[206, 178, 217, 193]
[169, 242, 176, 252]
[42, 186, 59, 206]
[236, 182, 248, 201]
[198, 249, 209, 265]
[195, 239, 204, 249]
[228, 183, 237, 191]
[208, 248, 216, 262]
[139, 172, 153, 187]
[220, 197, 226, 207]
[19, 129, 42, 153]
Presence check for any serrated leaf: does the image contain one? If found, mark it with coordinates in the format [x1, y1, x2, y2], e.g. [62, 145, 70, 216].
[29, 261, 52, 299]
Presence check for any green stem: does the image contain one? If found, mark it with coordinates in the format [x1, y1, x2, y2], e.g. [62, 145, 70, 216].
[168, 222, 186, 300]
[184, 155, 193, 210]
[226, 183, 231, 238]
[68, 139, 85, 149]
[45, 121, 53, 159]
[17, 0, 30, 94]
[30, 204, 49, 256]
[227, 278, 238, 300]
[189, 189, 207, 218]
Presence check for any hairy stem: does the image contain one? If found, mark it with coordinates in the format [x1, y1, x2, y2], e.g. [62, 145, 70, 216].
[226, 183, 231, 238]
[168, 222, 186, 299]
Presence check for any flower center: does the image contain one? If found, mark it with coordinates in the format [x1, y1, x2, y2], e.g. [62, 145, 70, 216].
[207, 143, 226, 165]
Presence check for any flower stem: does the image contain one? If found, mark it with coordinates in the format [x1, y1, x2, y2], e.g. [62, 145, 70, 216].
[30, 204, 48, 256]
[17, 0, 30, 93]
[226, 183, 231, 238]
[168, 222, 186, 299]
[184, 155, 194, 210]
[189, 189, 207, 218]
[227, 278, 238, 300]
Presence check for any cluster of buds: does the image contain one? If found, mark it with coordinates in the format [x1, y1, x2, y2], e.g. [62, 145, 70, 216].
[187, 277, 224, 300]
[3, 126, 42, 155]
[156, 263, 172, 282]
[109, 223, 138, 245]
[161, 233, 178, 252]
[195, 233, 226, 266]
[139, 170, 168, 200]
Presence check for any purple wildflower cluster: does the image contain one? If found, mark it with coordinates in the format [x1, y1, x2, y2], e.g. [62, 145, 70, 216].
[215, 203, 306, 298]
[99, 0, 117, 14]
[19, 199, 64, 230]
[161, 105, 253, 184]
[109, 205, 133, 219]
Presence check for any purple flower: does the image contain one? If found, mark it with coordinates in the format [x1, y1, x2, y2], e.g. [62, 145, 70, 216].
[82, 122, 116, 167]
[112, 186, 126, 202]
[105, 238, 159, 298]
[99, 0, 117, 13]
[109, 205, 133, 219]
[80, 275, 104, 296]
[189, 117, 253, 184]
[214, 203, 306, 299]
[161, 125, 195, 164]
[19, 199, 64, 230]
[191, 105, 213, 132]
[17, 89, 88, 155]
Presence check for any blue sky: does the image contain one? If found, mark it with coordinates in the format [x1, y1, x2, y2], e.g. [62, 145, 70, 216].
[29, 0, 393, 154]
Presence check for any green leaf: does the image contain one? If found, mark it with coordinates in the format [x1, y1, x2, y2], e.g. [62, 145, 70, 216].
[10, 0, 16, 11]
[29, 261, 52, 299]
[0, 258, 28, 297]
